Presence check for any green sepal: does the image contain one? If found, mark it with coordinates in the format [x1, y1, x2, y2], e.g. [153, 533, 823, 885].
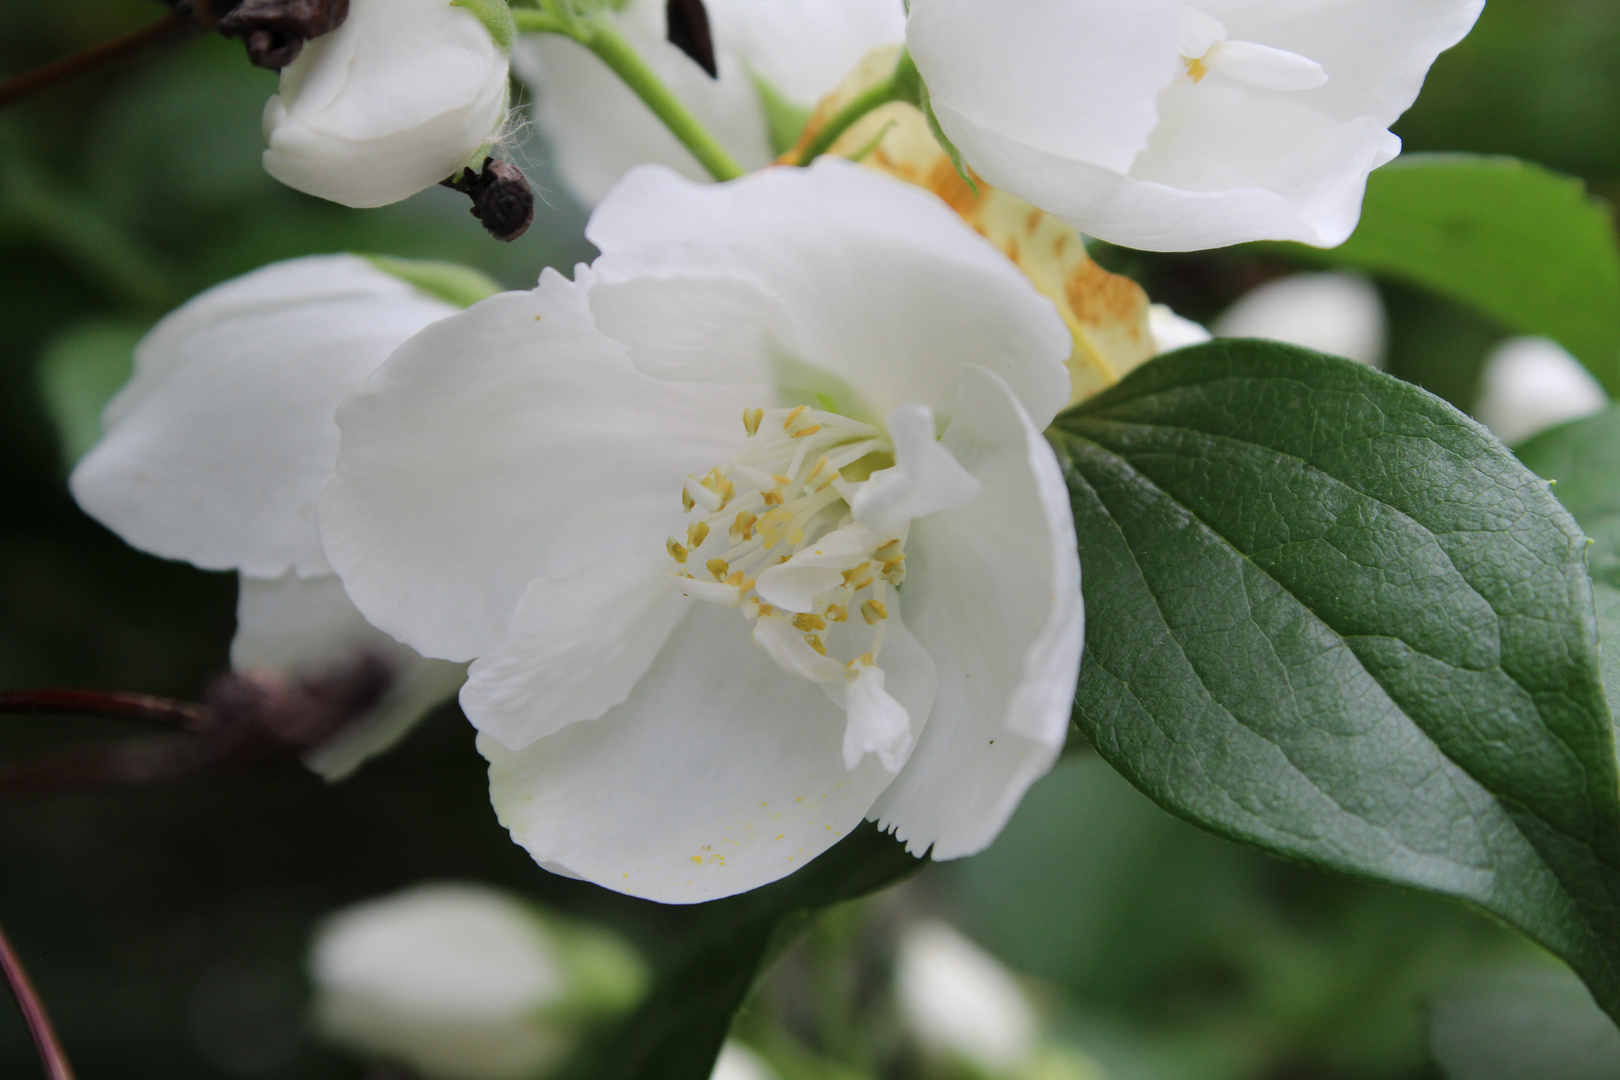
[750, 72, 813, 158]
[453, 0, 518, 52]
[893, 50, 975, 195]
[365, 256, 503, 309]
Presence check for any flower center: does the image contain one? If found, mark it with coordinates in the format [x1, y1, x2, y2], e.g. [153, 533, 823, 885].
[666, 405, 906, 686]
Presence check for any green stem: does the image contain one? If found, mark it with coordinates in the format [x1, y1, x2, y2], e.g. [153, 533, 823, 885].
[512, 9, 743, 183]
[795, 49, 920, 166]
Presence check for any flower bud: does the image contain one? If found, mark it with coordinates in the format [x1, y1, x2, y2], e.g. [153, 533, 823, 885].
[310, 883, 646, 1080]
[895, 921, 1039, 1078]
[262, 0, 513, 208]
[1213, 273, 1387, 368]
[1473, 336, 1607, 446]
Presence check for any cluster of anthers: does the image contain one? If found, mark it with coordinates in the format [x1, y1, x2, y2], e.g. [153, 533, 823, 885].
[667, 405, 906, 686]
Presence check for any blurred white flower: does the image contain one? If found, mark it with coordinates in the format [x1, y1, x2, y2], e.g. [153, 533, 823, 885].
[1148, 303, 1213, 355]
[896, 920, 1039, 1078]
[1472, 336, 1608, 445]
[1213, 272, 1386, 367]
[711, 1042, 777, 1080]
[321, 160, 1082, 901]
[904, 0, 1484, 251]
[70, 255, 469, 779]
[518, 0, 904, 205]
[263, 0, 513, 208]
[310, 883, 646, 1080]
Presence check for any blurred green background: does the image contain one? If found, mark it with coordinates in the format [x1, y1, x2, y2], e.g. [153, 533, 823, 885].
[2, 1, 1617, 1077]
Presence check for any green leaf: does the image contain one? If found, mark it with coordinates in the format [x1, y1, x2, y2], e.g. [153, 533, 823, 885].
[1284, 154, 1620, 392]
[559, 823, 924, 1080]
[1051, 339, 1620, 1024]
[364, 255, 504, 309]
[35, 320, 144, 468]
[1431, 965, 1620, 1080]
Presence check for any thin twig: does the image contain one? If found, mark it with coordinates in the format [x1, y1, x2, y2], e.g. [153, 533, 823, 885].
[0, 689, 212, 734]
[0, 921, 76, 1080]
[0, 13, 196, 110]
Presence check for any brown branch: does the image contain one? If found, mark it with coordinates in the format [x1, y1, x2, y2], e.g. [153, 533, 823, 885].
[0, 13, 197, 110]
[0, 921, 76, 1080]
[0, 689, 212, 734]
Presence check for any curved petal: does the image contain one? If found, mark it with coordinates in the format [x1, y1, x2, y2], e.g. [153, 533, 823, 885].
[263, 0, 511, 208]
[588, 161, 1072, 428]
[714, 0, 905, 105]
[460, 554, 693, 751]
[71, 255, 455, 578]
[852, 403, 980, 536]
[516, 16, 771, 208]
[906, 0, 1180, 174]
[231, 573, 465, 781]
[871, 366, 1082, 860]
[321, 269, 766, 662]
[480, 599, 931, 902]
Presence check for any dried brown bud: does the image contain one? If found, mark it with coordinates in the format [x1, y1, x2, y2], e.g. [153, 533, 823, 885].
[170, 0, 349, 70]
[666, 0, 718, 79]
[442, 158, 535, 242]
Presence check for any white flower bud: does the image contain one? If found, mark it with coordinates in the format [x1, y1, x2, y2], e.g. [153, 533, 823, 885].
[1473, 337, 1607, 446]
[310, 883, 646, 1080]
[1148, 303, 1213, 355]
[1213, 273, 1387, 368]
[895, 921, 1040, 1078]
[263, 0, 513, 208]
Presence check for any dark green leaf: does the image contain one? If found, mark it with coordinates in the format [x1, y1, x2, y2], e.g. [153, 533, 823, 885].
[1431, 965, 1620, 1080]
[1051, 339, 1620, 1023]
[1284, 154, 1620, 391]
[561, 823, 924, 1080]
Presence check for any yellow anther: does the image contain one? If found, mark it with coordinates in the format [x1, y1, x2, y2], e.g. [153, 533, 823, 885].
[1184, 55, 1209, 82]
[860, 652, 874, 666]
[707, 558, 730, 580]
[763, 489, 785, 507]
[730, 511, 758, 542]
[682, 488, 695, 512]
[808, 456, 829, 479]
[757, 603, 775, 618]
[793, 613, 827, 632]
[716, 478, 736, 511]
[700, 468, 724, 493]
[861, 599, 888, 625]
[881, 558, 906, 585]
[790, 424, 822, 439]
[805, 634, 827, 656]
[824, 604, 848, 623]
[758, 508, 796, 549]
[687, 521, 710, 548]
[743, 407, 764, 437]
[667, 539, 689, 564]
[873, 539, 903, 561]
[783, 405, 807, 431]
[842, 561, 872, 586]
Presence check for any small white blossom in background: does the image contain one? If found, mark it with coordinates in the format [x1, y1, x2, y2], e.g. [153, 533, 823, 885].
[1472, 336, 1608, 446]
[263, 0, 513, 208]
[310, 883, 646, 1080]
[904, 0, 1484, 251]
[320, 159, 1083, 901]
[710, 1042, 778, 1080]
[1147, 304, 1213, 355]
[1213, 272, 1387, 367]
[518, 0, 904, 206]
[70, 255, 469, 779]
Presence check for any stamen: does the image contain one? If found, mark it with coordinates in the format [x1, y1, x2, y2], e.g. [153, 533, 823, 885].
[707, 557, 730, 580]
[825, 604, 848, 623]
[667, 538, 689, 564]
[861, 599, 888, 625]
[805, 633, 827, 656]
[793, 613, 827, 632]
[687, 521, 710, 548]
[743, 407, 764, 437]
[1184, 55, 1209, 82]
[730, 512, 758, 543]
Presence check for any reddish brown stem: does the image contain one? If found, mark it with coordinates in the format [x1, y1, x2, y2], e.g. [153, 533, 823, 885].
[0, 921, 76, 1080]
[0, 13, 196, 110]
[0, 689, 212, 734]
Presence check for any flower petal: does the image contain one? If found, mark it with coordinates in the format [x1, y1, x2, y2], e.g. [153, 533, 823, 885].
[843, 665, 913, 773]
[231, 572, 465, 781]
[587, 161, 1072, 428]
[871, 366, 1082, 860]
[321, 269, 764, 662]
[714, 0, 905, 105]
[852, 403, 980, 536]
[459, 555, 692, 751]
[71, 255, 454, 579]
[480, 599, 930, 902]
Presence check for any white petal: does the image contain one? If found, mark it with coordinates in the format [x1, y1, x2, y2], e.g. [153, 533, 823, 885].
[586, 274, 798, 385]
[752, 616, 848, 683]
[1207, 40, 1328, 92]
[71, 255, 454, 579]
[895, 921, 1038, 1076]
[460, 555, 691, 751]
[1473, 337, 1608, 446]
[843, 665, 912, 773]
[1148, 303, 1213, 354]
[714, 0, 906, 105]
[232, 572, 465, 781]
[481, 600, 929, 902]
[852, 403, 980, 536]
[1179, 7, 1227, 57]
[263, 0, 511, 208]
[907, 0, 1181, 175]
[516, 14, 771, 208]
[871, 367, 1082, 860]
[321, 270, 764, 662]
[754, 527, 870, 613]
[1213, 272, 1386, 367]
[589, 161, 1072, 429]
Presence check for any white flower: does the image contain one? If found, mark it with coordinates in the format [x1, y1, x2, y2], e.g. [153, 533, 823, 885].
[905, 0, 1484, 251]
[895, 921, 1039, 1078]
[711, 1043, 777, 1080]
[263, 0, 513, 208]
[1147, 304, 1213, 354]
[518, 0, 904, 206]
[320, 160, 1083, 901]
[70, 255, 467, 778]
[310, 882, 645, 1080]
[1213, 272, 1386, 367]
[1472, 337, 1608, 446]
